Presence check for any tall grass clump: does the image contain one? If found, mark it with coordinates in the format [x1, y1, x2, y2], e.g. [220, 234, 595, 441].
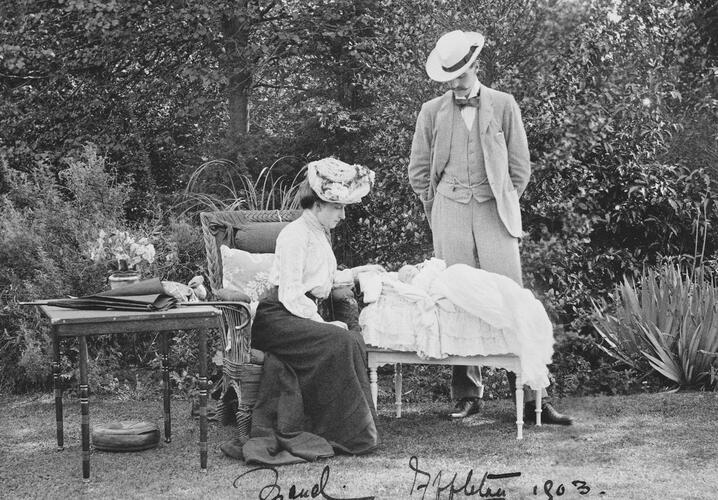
[592, 261, 718, 390]
[179, 158, 304, 215]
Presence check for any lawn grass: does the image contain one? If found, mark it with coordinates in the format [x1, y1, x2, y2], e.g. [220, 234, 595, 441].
[1, 390, 717, 499]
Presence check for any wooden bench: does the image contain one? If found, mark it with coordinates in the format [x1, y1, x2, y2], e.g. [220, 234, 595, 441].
[366, 347, 542, 439]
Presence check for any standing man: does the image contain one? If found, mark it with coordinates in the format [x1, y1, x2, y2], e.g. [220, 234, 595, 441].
[408, 30, 572, 425]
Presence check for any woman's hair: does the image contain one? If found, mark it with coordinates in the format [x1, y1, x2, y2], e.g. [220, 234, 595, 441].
[298, 179, 323, 209]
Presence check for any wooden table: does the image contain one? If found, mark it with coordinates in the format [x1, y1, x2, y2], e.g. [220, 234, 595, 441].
[366, 347, 542, 439]
[39, 305, 223, 481]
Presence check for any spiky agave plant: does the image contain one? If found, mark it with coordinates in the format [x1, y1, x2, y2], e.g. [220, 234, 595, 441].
[593, 208, 718, 389]
[594, 263, 718, 388]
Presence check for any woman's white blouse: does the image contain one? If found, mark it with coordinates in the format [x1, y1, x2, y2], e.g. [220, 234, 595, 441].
[269, 210, 354, 321]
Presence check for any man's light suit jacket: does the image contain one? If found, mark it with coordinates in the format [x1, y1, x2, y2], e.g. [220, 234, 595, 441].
[408, 86, 531, 238]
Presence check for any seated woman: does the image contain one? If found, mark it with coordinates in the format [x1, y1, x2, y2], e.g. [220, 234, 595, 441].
[222, 157, 383, 464]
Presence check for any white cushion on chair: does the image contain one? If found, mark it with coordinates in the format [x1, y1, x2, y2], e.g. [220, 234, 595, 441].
[221, 245, 275, 302]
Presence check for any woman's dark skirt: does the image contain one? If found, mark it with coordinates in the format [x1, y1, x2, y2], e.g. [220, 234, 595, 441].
[249, 287, 380, 456]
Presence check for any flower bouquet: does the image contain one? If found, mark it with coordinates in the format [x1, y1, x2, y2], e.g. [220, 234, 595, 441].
[88, 229, 156, 288]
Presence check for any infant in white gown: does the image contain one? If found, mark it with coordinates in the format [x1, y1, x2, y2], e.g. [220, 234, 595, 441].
[358, 258, 554, 390]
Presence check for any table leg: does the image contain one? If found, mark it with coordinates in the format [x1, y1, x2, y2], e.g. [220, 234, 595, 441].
[79, 336, 90, 481]
[161, 332, 171, 443]
[198, 328, 208, 471]
[52, 332, 63, 450]
[394, 363, 403, 418]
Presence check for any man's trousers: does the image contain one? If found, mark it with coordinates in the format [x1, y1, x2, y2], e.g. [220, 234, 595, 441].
[431, 193, 543, 401]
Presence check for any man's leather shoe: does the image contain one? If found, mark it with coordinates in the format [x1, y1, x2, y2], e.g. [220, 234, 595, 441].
[450, 398, 483, 419]
[524, 402, 573, 425]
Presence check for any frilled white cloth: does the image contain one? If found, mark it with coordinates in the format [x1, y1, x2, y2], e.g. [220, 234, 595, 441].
[358, 261, 554, 390]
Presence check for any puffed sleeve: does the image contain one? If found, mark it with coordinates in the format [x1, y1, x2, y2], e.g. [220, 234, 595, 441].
[333, 268, 354, 287]
[274, 228, 324, 322]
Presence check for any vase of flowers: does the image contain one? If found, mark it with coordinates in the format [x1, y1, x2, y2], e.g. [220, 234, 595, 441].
[108, 268, 142, 289]
[88, 229, 156, 289]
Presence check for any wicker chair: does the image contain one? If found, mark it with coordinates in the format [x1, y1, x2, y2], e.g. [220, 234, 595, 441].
[200, 209, 301, 436]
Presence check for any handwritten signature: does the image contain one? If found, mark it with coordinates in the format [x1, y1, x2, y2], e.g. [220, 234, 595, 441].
[232, 457, 600, 499]
[409, 456, 520, 500]
[233, 465, 375, 500]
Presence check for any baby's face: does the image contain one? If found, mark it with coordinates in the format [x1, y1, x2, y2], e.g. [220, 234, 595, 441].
[398, 265, 419, 283]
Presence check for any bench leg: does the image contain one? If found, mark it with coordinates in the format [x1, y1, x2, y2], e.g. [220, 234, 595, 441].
[368, 364, 378, 411]
[467, 365, 484, 399]
[535, 390, 542, 426]
[394, 363, 402, 418]
[515, 381, 524, 440]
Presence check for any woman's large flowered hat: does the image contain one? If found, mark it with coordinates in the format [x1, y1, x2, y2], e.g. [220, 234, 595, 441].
[306, 157, 375, 204]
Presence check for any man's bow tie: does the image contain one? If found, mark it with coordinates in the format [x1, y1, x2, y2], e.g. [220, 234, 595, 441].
[455, 96, 480, 108]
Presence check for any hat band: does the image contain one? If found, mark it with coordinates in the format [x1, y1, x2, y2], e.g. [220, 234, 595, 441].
[441, 45, 479, 73]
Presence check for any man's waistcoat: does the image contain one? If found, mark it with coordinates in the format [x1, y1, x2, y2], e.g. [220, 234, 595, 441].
[438, 105, 494, 203]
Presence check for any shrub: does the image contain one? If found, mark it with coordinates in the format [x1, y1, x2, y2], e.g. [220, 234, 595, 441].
[549, 329, 658, 397]
[158, 217, 208, 283]
[593, 261, 718, 390]
[0, 150, 113, 391]
[0, 144, 214, 394]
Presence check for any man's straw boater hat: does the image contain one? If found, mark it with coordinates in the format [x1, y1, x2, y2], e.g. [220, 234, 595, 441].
[425, 30, 486, 82]
[306, 157, 375, 204]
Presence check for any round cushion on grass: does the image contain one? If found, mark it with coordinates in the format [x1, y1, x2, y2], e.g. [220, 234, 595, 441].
[92, 421, 160, 452]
